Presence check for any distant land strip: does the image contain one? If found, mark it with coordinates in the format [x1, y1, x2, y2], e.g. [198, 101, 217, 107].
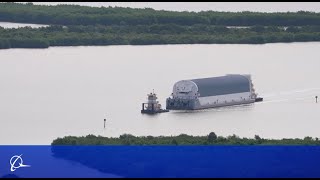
[1, 2, 320, 26]
[1, 2, 320, 49]
[51, 133, 320, 145]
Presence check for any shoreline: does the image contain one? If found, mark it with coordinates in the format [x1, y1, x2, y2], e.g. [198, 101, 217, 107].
[51, 133, 320, 145]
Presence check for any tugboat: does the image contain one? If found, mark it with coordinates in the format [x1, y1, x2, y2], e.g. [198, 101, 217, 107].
[141, 90, 169, 114]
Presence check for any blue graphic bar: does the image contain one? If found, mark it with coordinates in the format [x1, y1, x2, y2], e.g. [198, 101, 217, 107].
[0, 146, 320, 178]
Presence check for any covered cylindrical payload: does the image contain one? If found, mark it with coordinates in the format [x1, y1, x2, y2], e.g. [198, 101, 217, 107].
[166, 74, 261, 110]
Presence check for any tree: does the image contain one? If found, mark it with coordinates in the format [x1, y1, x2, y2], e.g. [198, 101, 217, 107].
[251, 25, 265, 33]
[255, 135, 262, 144]
[304, 136, 313, 141]
[254, 135, 261, 141]
[171, 139, 178, 145]
[208, 132, 217, 143]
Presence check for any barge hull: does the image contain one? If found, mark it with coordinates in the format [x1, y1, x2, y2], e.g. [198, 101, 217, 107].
[166, 99, 256, 110]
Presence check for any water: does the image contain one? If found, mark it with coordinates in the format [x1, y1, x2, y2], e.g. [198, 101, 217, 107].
[0, 22, 48, 29]
[0, 42, 320, 145]
[28, 2, 320, 12]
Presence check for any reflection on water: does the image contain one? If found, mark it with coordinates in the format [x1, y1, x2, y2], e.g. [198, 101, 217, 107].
[0, 22, 49, 29]
[0, 43, 320, 144]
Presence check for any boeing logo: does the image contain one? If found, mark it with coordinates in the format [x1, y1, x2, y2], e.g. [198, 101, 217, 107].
[10, 154, 31, 172]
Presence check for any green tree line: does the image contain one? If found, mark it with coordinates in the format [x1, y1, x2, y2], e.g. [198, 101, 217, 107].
[1, 2, 320, 26]
[51, 132, 320, 145]
[1, 25, 320, 49]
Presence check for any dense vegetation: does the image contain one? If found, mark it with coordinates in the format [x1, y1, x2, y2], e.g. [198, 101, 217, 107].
[1, 2, 320, 49]
[1, 2, 320, 26]
[1, 24, 320, 49]
[51, 132, 320, 145]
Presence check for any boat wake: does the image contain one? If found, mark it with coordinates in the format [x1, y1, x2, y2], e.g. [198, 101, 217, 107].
[257, 87, 320, 104]
[262, 88, 320, 98]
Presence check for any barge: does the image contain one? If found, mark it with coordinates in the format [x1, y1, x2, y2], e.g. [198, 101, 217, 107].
[166, 74, 263, 110]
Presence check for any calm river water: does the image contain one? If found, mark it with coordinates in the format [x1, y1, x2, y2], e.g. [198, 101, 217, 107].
[0, 43, 320, 144]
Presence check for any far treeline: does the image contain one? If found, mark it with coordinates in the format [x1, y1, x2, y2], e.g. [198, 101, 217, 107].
[51, 132, 320, 145]
[1, 2, 320, 26]
[1, 2, 320, 49]
[1, 25, 320, 49]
